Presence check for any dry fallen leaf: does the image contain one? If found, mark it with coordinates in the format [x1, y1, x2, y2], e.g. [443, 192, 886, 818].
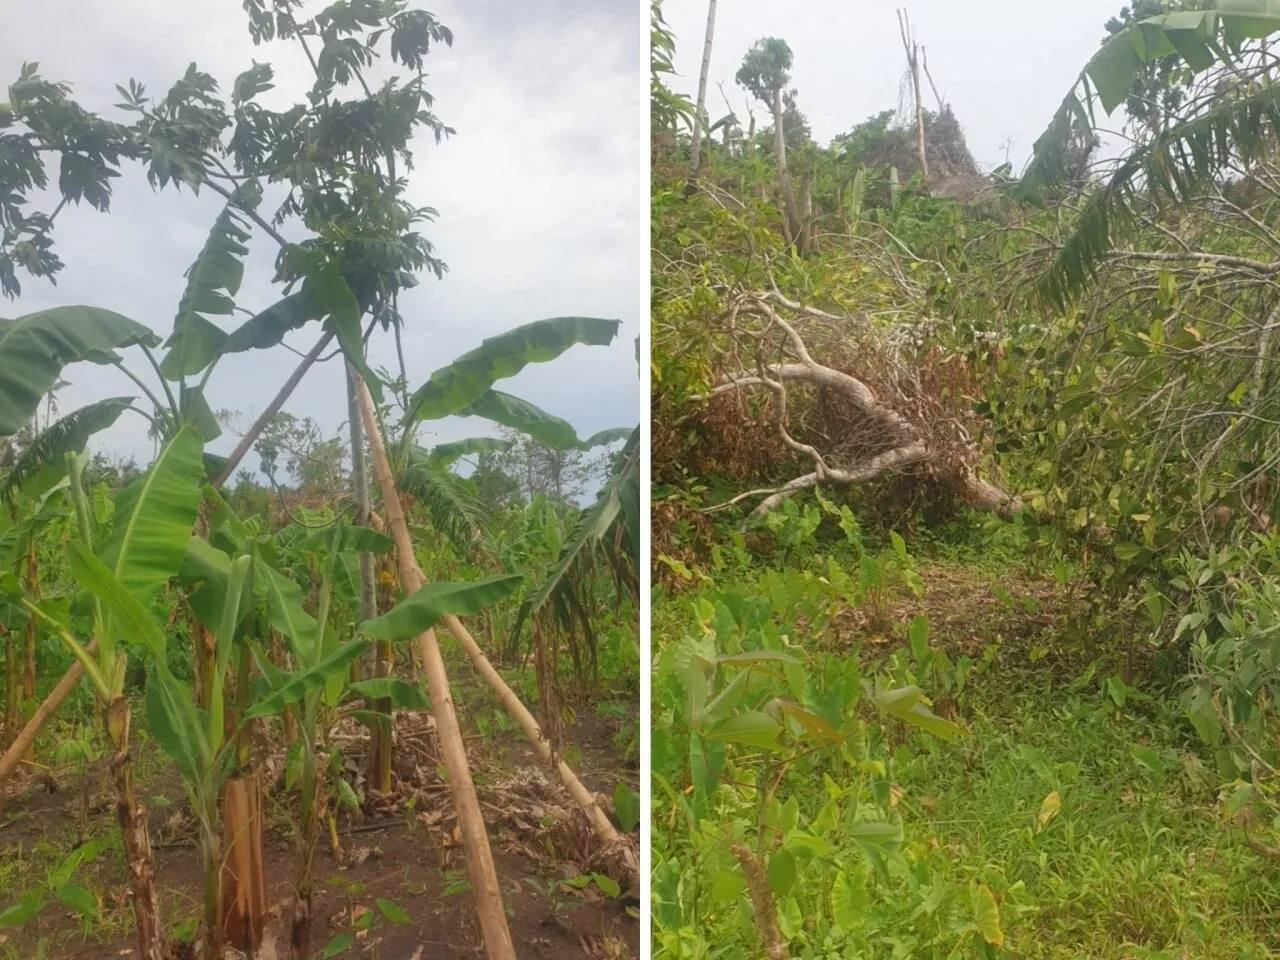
[1037, 790, 1062, 833]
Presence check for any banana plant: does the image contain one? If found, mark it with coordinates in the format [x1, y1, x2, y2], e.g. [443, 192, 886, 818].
[1017, 1, 1280, 308]
[509, 426, 640, 679]
[0, 425, 206, 960]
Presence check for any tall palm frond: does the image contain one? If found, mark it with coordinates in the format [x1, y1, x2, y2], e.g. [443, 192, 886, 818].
[0, 396, 135, 503]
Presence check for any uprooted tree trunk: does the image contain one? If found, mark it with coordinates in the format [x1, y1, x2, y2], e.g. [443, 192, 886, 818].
[698, 290, 1018, 520]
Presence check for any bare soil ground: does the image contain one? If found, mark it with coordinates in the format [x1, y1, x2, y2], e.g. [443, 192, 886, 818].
[0, 683, 639, 960]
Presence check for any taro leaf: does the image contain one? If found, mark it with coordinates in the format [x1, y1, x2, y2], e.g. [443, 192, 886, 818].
[55, 884, 98, 919]
[973, 883, 1004, 948]
[404, 316, 619, 424]
[243, 639, 369, 719]
[704, 710, 783, 751]
[0, 892, 44, 926]
[318, 932, 355, 958]
[359, 575, 523, 642]
[348, 677, 430, 710]
[0, 306, 159, 436]
[97, 426, 204, 604]
[831, 867, 868, 932]
[613, 783, 640, 833]
[375, 898, 412, 925]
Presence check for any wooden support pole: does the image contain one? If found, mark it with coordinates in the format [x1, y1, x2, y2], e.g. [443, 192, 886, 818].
[352, 375, 516, 960]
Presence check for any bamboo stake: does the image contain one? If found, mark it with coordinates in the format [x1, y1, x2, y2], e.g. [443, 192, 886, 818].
[352, 375, 516, 960]
[356, 437, 619, 845]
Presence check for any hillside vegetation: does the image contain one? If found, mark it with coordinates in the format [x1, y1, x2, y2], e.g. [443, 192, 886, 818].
[651, 2, 1280, 957]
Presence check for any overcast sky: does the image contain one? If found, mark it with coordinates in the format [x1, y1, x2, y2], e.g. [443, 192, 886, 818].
[664, 0, 1125, 171]
[1, 0, 641, 480]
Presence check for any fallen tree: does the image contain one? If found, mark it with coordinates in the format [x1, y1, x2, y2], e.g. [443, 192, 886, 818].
[695, 289, 1018, 520]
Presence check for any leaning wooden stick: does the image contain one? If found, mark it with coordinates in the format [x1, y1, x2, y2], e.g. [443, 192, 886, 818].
[0, 639, 97, 784]
[358, 423, 624, 849]
[353, 374, 516, 960]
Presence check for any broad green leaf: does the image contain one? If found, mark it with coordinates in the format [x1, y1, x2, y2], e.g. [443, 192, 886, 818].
[613, 783, 640, 833]
[306, 260, 382, 402]
[591, 874, 621, 899]
[375, 898, 411, 925]
[221, 291, 323, 356]
[582, 426, 632, 448]
[766, 848, 796, 896]
[847, 819, 904, 849]
[457, 389, 582, 449]
[348, 677, 429, 710]
[145, 661, 208, 784]
[243, 639, 369, 719]
[360, 575, 524, 642]
[0, 307, 159, 436]
[98, 426, 204, 603]
[179, 384, 222, 441]
[263, 566, 321, 665]
[66, 542, 168, 660]
[318, 932, 355, 958]
[704, 710, 783, 751]
[404, 316, 620, 424]
[209, 554, 254, 751]
[973, 884, 1004, 948]
[160, 198, 252, 380]
[718, 650, 802, 667]
[1037, 791, 1062, 833]
[425, 436, 514, 468]
[831, 867, 867, 932]
[0, 893, 44, 926]
[55, 884, 98, 919]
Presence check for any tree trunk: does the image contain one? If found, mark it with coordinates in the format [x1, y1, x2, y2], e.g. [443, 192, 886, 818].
[346, 363, 389, 792]
[688, 0, 718, 181]
[353, 375, 517, 960]
[105, 697, 166, 960]
[221, 775, 267, 956]
[211, 330, 335, 489]
[771, 87, 805, 251]
[898, 9, 929, 181]
[733, 844, 790, 960]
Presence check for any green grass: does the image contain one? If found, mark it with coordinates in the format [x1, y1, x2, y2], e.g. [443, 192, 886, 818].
[898, 678, 1280, 958]
[651, 545, 1280, 959]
